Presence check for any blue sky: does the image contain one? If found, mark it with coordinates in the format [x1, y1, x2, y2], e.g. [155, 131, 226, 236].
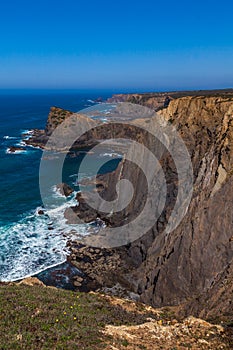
[0, 0, 233, 91]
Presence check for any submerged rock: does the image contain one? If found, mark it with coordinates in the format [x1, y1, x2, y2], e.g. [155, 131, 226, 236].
[8, 146, 26, 153]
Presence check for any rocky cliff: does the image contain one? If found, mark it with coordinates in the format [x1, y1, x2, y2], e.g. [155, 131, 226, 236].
[28, 92, 233, 321]
[25, 105, 153, 150]
[137, 97, 231, 317]
[69, 94, 233, 321]
[127, 96, 233, 318]
[107, 89, 233, 111]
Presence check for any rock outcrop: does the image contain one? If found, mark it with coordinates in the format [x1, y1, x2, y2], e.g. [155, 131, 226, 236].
[7, 146, 26, 153]
[45, 107, 74, 136]
[25, 106, 99, 149]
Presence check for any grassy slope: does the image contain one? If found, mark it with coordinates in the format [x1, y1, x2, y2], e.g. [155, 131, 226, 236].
[0, 283, 232, 349]
[0, 283, 162, 349]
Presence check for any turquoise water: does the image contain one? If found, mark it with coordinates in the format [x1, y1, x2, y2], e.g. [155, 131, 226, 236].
[0, 91, 120, 281]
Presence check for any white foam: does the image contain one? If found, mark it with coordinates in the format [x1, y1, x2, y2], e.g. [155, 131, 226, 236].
[21, 130, 35, 142]
[6, 148, 27, 155]
[1, 138, 123, 281]
[3, 135, 17, 140]
[21, 129, 34, 136]
[0, 192, 89, 282]
[99, 152, 122, 158]
[69, 173, 78, 178]
[100, 118, 108, 122]
[16, 140, 27, 147]
[7, 260, 68, 283]
[52, 185, 67, 198]
[26, 144, 42, 150]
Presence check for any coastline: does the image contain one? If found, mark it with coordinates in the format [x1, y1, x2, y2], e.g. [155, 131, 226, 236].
[2, 89, 233, 325]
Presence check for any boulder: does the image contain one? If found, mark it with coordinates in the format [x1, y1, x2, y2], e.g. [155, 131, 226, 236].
[56, 183, 74, 197]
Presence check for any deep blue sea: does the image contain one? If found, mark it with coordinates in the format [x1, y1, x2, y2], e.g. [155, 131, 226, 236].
[0, 90, 121, 282]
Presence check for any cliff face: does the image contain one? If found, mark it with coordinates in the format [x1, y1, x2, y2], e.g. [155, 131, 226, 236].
[111, 96, 233, 319]
[107, 93, 172, 111]
[30, 95, 233, 320]
[107, 89, 233, 111]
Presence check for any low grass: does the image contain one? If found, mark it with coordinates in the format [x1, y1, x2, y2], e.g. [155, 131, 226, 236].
[0, 284, 157, 349]
[1, 284, 232, 349]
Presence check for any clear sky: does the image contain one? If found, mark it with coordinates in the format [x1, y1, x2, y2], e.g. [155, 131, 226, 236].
[1, 0, 233, 91]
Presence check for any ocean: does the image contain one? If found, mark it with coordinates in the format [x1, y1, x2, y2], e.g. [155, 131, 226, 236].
[0, 90, 121, 282]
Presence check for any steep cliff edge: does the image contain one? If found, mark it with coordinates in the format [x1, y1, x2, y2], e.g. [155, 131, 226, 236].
[116, 96, 233, 318]
[26, 94, 233, 321]
[69, 95, 233, 321]
[107, 89, 233, 111]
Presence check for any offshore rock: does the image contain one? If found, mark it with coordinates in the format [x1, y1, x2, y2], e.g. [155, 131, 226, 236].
[56, 183, 74, 197]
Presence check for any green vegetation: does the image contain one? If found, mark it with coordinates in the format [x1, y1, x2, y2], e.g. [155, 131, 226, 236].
[1, 284, 232, 349]
[0, 284, 157, 349]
